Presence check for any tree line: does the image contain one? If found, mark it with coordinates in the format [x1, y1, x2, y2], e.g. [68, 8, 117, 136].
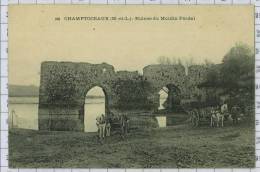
[157, 43, 254, 111]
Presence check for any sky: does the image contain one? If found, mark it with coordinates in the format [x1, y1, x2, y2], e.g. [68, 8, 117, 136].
[9, 5, 254, 86]
[85, 87, 104, 97]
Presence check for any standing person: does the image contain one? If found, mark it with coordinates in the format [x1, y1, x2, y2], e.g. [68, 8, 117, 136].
[231, 105, 239, 125]
[96, 116, 101, 138]
[120, 114, 125, 136]
[221, 103, 228, 114]
[105, 115, 111, 137]
[100, 114, 106, 139]
[221, 102, 228, 120]
[120, 114, 130, 135]
[120, 114, 127, 136]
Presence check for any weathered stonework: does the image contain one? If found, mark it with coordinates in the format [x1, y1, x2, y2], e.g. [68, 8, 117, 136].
[38, 61, 209, 131]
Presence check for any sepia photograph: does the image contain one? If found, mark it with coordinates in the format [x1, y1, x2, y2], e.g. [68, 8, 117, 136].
[8, 5, 255, 168]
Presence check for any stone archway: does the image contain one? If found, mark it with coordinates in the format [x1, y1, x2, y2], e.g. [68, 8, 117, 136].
[38, 62, 206, 131]
[84, 86, 107, 132]
[157, 84, 181, 112]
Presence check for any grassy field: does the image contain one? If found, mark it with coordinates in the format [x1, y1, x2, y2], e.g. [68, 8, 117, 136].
[9, 120, 255, 168]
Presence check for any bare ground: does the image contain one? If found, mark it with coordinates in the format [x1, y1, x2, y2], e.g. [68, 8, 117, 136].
[9, 120, 255, 168]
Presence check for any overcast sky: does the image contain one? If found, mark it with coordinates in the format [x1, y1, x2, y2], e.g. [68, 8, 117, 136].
[9, 5, 254, 86]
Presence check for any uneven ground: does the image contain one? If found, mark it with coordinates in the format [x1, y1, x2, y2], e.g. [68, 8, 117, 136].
[9, 119, 255, 168]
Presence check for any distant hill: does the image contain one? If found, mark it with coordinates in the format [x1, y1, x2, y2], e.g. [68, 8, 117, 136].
[9, 85, 39, 97]
[9, 85, 104, 98]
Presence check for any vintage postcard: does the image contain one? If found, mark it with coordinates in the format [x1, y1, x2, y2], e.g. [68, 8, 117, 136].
[8, 5, 255, 168]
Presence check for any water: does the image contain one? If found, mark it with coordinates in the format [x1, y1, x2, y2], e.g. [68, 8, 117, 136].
[156, 116, 166, 127]
[8, 97, 106, 132]
[158, 96, 167, 127]
[9, 97, 166, 130]
[9, 97, 39, 130]
[84, 98, 105, 132]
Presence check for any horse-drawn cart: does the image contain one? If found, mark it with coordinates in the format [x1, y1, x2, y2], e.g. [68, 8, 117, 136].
[189, 107, 212, 127]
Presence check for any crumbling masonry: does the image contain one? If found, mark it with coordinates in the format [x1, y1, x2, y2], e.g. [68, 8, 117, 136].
[38, 61, 209, 131]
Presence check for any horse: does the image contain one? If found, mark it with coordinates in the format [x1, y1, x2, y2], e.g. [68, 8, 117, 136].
[96, 114, 106, 139]
[210, 110, 224, 127]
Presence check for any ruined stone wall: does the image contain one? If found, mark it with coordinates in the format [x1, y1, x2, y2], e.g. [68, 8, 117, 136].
[143, 64, 186, 92]
[143, 64, 186, 109]
[142, 64, 210, 108]
[39, 61, 211, 131]
[185, 65, 208, 100]
[39, 62, 117, 131]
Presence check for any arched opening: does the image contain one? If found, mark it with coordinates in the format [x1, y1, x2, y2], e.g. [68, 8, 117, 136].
[84, 86, 106, 132]
[157, 84, 185, 127]
[158, 84, 181, 112]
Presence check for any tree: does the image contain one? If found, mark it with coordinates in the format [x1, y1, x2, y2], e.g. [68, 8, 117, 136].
[199, 64, 221, 88]
[157, 56, 184, 65]
[204, 59, 213, 66]
[157, 56, 171, 65]
[199, 43, 254, 108]
[220, 43, 254, 95]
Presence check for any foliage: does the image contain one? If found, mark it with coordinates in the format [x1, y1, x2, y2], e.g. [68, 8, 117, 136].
[45, 65, 77, 106]
[221, 43, 254, 94]
[199, 65, 221, 88]
[200, 43, 254, 108]
[113, 79, 154, 110]
[157, 56, 172, 65]
[157, 56, 184, 65]
[220, 43, 254, 108]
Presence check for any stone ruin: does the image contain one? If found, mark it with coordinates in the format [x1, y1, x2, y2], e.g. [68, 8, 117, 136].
[38, 61, 209, 131]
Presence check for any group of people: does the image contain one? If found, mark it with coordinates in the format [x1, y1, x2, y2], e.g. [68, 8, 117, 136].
[189, 103, 242, 127]
[96, 113, 130, 139]
[211, 103, 242, 127]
